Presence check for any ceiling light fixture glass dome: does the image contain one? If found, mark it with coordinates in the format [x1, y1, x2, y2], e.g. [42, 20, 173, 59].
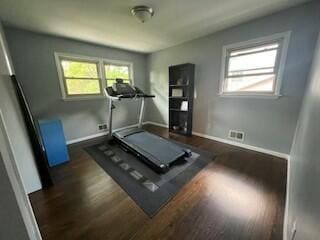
[131, 5, 154, 23]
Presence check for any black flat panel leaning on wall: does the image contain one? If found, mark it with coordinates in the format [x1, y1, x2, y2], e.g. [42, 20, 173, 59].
[169, 63, 195, 136]
[11, 75, 53, 188]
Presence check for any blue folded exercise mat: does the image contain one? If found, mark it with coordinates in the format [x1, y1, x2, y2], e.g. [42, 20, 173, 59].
[38, 119, 69, 167]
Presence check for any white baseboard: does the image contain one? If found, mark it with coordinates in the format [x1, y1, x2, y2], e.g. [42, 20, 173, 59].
[143, 121, 289, 160]
[113, 123, 139, 132]
[67, 121, 289, 160]
[192, 131, 289, 159]
[66, 124, 138, 145]
[67, 132, 107, 145]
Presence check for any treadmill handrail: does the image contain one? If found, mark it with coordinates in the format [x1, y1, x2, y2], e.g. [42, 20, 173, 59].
[143, 94, 155, 98]
[104, 88, 120, 100]
[104, 88, 154, 100]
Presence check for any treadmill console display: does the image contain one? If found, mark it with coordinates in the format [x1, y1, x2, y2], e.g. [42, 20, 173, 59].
[112, 79, 136, 96]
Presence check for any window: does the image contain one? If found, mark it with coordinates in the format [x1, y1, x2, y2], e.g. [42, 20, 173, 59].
[220, 32, 290, 97]
[104, 63, 131, 87]
[55, 53, 133, 100]
[60, 59, 101, 96]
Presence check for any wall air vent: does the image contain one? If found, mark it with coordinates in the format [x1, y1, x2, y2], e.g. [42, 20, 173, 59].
[228, 130, 245, 141]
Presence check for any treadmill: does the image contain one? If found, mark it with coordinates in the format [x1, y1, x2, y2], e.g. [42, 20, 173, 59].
[104, 79, 191, 173]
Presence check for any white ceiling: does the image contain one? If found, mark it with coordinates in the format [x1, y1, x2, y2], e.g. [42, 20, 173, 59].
[0, 0, 310, 53]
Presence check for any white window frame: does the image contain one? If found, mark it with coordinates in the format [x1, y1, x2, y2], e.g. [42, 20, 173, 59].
[219, 31, 291, 98]
[54, 52, 134, 100]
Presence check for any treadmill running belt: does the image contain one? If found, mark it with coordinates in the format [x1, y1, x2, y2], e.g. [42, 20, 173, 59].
[124, 132, 185, 165]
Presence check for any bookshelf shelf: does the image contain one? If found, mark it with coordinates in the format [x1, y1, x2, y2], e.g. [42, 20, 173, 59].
[169, 84, 189, 87]
[169, 108, 188, 112]
[168, 63, 195, 136]
[169, 96, 188, 99]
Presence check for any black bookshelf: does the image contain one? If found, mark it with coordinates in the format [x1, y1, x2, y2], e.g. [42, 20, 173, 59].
[169, 63, 195, 136]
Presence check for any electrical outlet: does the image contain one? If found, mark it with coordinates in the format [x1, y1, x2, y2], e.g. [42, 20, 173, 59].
[291, 220, 297, 240]
[98, 123, 108, 131]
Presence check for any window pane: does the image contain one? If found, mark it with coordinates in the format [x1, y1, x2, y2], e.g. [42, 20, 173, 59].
[230, 43, 279, 56]
[225, 74, 275, 92]
[228, 67, 275, 77]
[61, 60, 98, 78]
[66, 79, 101, 95]
[228, 49, 278, 72]
[105, 64, 129, 80]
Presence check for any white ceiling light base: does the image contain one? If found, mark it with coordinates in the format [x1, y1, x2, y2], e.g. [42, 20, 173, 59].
[131, 5, 154, 23]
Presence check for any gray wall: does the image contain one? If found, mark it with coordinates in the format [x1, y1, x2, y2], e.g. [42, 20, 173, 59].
[0, 74, 42, 193]
[5, 27, 148, 142]
[285, 31, 320, 240]
[0, 24, 41, 193]
[0, 153, 29, 240]
[0, 21, 40, 239]
[146, 1, 320, 154]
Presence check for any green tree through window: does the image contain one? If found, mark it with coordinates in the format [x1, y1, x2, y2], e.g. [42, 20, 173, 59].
[105, 64, 130, 87]
[61, 60, 101, 95]
[56, 53, 134, 99]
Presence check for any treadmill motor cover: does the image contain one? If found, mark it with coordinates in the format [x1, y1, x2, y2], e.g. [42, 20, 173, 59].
[115, 130, 186, 166]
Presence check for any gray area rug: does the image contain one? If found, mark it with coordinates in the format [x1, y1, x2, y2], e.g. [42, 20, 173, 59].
[85, 140, 214, 217]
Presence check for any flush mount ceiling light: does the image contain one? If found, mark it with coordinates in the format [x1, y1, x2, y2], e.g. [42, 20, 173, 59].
[131, 5, 154, 23]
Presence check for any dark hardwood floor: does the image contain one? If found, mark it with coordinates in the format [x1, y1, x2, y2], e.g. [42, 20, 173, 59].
[29, 125, 287, 240]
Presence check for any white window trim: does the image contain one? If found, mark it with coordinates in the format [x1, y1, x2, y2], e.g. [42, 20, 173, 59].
[54, 52, 134, 101]
[219, 31, 291, 99]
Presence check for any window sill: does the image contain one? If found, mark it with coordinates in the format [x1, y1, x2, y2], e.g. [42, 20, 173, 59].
[62, 96, 107, 101]
[218, 93, 282, 99]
